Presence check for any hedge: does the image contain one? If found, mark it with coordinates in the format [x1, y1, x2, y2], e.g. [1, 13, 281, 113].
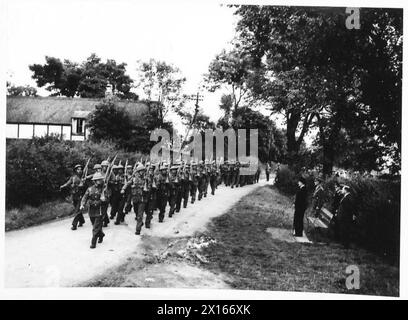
[6, 135, 145, 208]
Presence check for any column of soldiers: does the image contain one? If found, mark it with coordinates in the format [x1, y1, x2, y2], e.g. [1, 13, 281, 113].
[61, 158, 262, 249]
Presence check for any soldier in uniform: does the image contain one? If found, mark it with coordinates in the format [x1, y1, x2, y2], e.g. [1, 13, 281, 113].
[204, 161, 211, 197]
[114, 164, 133, 225]
[168, 164, 180, 218]
[190, 162, 199, 204]
[60, 164, 86, 230]
[144, 163, 158, 228]
[265, 162, 271, 182]
[100, 160, 114, 228]
[179, 163, 191, 209]
[209, 161, 218, 195]
[121, 163, 147, 235]
[80, 172, 106, 249]
[109, 164, 124, 221]
[156, 164, 170, 223]
[230, 161, 240, 188]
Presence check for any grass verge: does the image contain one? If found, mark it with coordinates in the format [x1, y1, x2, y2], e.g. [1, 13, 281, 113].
[6, 199, 74, 231]
[199, 185, 399, 296]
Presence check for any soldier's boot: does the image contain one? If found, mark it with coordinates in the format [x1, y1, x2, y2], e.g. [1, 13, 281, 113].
[90, 236, 97, 249]
[159, 211, 164, 223]
[183, 198, 188, 208]
[145, 220, 151, 229]
[71, 225, 77, 231]
[98, 233, 105, 243]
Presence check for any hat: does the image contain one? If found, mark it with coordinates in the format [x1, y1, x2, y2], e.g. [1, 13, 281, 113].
[92, 172, 104, 181]
[126, 165, 133, 170]
[93, 164, 102, 170]
[135, 164, 146, 172]
[74, 164, 82, 170]
[101, 160, 109, 166]
[116, 164, 124, 170]
[170, 165, 180, 171]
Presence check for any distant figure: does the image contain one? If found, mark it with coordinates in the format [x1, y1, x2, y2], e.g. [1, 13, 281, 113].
[293, 176, 308, 237]
[265, 163, 271, 182]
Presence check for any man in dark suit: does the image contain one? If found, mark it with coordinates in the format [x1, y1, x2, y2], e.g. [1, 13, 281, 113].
[293, 176, 308, 237]
[337, 185, 355, 248]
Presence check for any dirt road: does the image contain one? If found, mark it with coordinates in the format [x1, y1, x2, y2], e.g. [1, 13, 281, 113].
[5, 180, 269, 287]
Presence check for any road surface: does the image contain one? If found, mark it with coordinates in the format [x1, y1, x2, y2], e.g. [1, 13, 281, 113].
[5, 180, 270, 287]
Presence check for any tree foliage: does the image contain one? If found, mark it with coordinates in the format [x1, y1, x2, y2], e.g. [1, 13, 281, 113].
[29, 54, 137, 100]
[232, 6, 402, 174]
[7, 82, 37, 97]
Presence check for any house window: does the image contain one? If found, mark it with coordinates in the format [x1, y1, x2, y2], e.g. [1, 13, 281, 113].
[72, 118, 85, 135]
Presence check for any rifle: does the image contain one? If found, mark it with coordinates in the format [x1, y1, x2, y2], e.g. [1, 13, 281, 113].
[81, 157, 91, 184]
[124, 159, 128, 185]
[100, 155, 117, 201]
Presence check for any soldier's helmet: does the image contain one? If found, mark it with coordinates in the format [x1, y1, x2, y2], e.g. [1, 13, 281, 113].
[92, 172, 104, 181]
[93, 164, 102, 170]
[112, 165, 119, 170]
[116, 164, 124, 170]
[74, 164, 83, 170]
[170, 165, 179, 171]
[126, 165, 133, 170]
[199, 160, 204, 165]
[136, 164, 146, 172]
[101, 160, 109, 167]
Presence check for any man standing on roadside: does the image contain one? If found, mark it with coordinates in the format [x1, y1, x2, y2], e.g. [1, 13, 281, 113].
[293, 176, 308, 237]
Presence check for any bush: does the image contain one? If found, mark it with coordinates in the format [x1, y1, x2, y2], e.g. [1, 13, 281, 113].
[274, 165, 298, 195]
[6, 136, 145, 208]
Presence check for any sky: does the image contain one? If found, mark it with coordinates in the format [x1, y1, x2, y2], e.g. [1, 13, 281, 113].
[5, 0, 242, 125]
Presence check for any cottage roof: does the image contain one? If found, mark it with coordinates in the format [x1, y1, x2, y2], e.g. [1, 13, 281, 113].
[6, 96, 152, 125]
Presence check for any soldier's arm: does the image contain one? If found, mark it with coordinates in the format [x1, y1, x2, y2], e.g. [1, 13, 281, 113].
[80, 188, 90, 209]
[60, 177, 73, 190]
[121, 179, 132, 193]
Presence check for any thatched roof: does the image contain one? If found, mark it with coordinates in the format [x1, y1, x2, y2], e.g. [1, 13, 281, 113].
[6, 96, 151, 125]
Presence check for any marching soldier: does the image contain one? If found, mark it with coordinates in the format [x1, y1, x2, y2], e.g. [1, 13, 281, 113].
[265, 162, 271, 182]
[121, 163, 147, 235]
[204, 161, 211, 197]
[157, 163, 170, 223]
[197, 161, 204, 201]
[209, 161, 218, 195]
[230, 161, 240, 188]
[114, 164, 133, 225]
[80, 172, 106, 249]
[100, 160, 114, 228]
[179, 163, 191, 210]
[60, 164, 86, 230]
[109, 164, 125, 221]
[168, 164, 180, 218]
[144, 162, 158, 228]
[190, 162, 199, 204]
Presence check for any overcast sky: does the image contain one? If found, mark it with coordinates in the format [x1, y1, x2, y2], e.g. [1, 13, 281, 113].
[6, 0, 243, 124]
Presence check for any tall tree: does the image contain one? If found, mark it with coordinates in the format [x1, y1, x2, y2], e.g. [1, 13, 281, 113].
[135, 59, 186, 125]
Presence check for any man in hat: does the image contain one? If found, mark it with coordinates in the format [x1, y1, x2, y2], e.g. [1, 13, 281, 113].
[144, 163, 157, 228]
[100, 160, 114, 227]
[121, 163, 147, 235]
[179, 163, 191, 209]
[293, 176, 308, 237]
[265, 162, 271, 182]
[168, 164, 180, 218]
[336, 185, 355, 248]
[115, 164, 133, 225]
[156, 164, 170, 223]
[209, 162, 218, 195]
[311, 177, 325, 218]
[80, 172, 106, 249]
[109, 164, 125, 221]
[60, 164, 86, 230]
[190, 162, 199, 204]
